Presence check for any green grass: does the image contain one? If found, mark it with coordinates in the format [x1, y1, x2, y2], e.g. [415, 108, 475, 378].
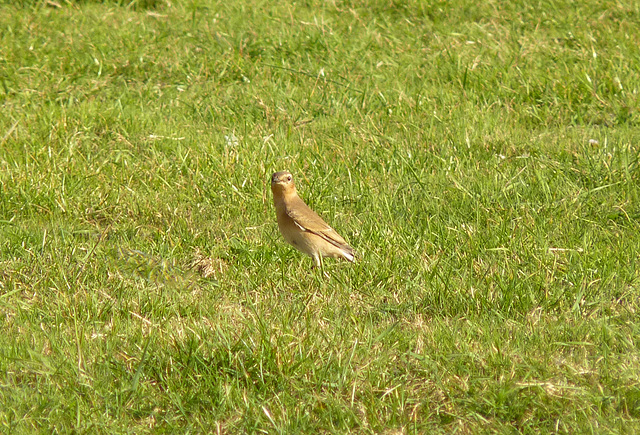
[1, 0, 639, 432]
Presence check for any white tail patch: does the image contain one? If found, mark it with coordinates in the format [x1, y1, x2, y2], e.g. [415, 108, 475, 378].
[342, 250, 355, 262]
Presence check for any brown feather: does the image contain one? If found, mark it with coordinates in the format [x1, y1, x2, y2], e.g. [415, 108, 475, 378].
[285, 197, 353, 254]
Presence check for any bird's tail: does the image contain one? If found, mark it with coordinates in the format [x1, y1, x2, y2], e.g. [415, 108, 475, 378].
[342, 246, 355, 263]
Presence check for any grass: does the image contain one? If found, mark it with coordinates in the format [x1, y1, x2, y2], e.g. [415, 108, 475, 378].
[1, 0, 639, 432]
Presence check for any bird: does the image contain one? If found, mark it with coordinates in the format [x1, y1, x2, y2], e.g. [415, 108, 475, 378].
[270, 171, 355, 268]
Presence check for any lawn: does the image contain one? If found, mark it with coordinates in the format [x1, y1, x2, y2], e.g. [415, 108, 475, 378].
[1, 0, 639, 432]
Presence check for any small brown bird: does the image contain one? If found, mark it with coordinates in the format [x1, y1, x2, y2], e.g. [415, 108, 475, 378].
[271, 171, 355, 267]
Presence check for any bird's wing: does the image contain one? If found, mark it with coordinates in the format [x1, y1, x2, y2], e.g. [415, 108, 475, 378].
[286, 197, 353, 251]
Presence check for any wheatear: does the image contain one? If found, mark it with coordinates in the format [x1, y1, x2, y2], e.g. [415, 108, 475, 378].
[271, 171, 355, 267]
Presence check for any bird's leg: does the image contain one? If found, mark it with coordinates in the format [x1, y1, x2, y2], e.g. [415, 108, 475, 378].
[312, 254, 321, 268]
[318, 255, 330, 279]
[311, 255, 329, 278]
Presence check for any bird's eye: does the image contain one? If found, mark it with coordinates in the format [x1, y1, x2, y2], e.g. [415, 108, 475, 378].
[287, 175, 292, 181]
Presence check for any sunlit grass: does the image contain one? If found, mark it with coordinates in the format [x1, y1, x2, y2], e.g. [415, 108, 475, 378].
[1, 0, 639, 432]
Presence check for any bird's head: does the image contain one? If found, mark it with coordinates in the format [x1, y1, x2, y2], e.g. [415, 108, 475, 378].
[270, 171, 297, 197]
